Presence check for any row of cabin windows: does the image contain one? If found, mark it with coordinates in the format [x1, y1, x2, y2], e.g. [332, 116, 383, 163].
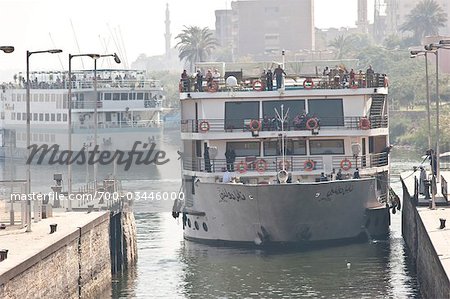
[224, 139, 345, 157]
[11, 112, 67, 122]
[11, 93, 68, 109]
[224, 99, 344, 129]
[16, 131, 55, 143]
[11, 92, 154, 104]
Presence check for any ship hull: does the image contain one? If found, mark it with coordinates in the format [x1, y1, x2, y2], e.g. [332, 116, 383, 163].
[182, 178, 390, 245]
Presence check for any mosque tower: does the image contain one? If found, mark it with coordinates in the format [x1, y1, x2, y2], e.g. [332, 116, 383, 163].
[165, 3, 171, 58]
[356, 0, 369, 34]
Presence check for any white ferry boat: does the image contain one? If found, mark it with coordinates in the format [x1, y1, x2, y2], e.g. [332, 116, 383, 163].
[173, 62, 393, 245]
[0, 69, 164, 159]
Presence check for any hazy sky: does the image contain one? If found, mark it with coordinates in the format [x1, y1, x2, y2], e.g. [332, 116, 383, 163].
[0, 0, 374, 78]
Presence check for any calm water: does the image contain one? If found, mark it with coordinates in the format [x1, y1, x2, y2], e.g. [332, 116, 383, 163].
[0, 132, 422, 298]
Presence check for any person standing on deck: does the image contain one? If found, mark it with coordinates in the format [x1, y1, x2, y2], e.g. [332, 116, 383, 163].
[273, 64, 286, 90]
[266, 69, 273, 91]
[225, 148, 236, 172]
[195, 70, 203, 92]
[419, 166, 427, 195]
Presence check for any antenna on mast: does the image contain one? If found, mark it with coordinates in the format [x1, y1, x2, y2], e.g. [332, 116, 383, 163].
[118, 26, 129, 68]
[274, 104, 290, 175]
[49, 32, 65, 71]
[70, 19, 84, 68]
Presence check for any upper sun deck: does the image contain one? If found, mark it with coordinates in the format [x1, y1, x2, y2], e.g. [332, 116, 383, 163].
[2, 69, 162, 91]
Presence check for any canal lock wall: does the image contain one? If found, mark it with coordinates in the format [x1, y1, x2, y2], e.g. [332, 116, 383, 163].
[401, 179, 450, 299]
[0, 211, 137, 299]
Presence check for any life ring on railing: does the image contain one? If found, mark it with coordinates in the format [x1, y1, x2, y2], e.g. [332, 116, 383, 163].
[236, 161, 248, 174]
[304, 160, 315, 171]
[278, 160, 290, 171]
[303, 79, 314, 89]
[306, 117, 319, 130]
[340, 158, 352, 171]
[358, 117, 371, 130]
[199, 121, 210, 132]
[350, 82, 358, 89]
[255, 159, 267, 173]
[250, 119, 261, 132]
[207, 81, 218, 92]
[252, 80, 264, 91]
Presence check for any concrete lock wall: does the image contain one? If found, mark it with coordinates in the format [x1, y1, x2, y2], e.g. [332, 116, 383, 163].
[401, 179, 450, 299]
[0, 213, 111, 299]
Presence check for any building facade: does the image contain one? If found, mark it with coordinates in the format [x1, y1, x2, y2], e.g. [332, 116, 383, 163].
[220, 0, 314, 60]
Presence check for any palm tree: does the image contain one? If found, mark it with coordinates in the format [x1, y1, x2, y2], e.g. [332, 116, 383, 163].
[328, 35, 355, 59]
[175, 26, 218, 71]
[400, 0, 447, 43]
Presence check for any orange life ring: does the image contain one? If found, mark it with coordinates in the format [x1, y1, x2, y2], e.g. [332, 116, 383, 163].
[350, 82, 358, 89]
[304, 160, 315, 171]
[340, 158, 352, 171]
[303, 79, 314, 89]
[278, 160, 290, 171]
[199, 121, 210, 132]
[255, 159, 267, 173]
[207, 81, 218, 92]
[250, 119, 261, 132]
[306, 118, 319, 130]
[236, 161, 247, 174]
[252, 80, 264, 91]
[359, 117, 371, 130]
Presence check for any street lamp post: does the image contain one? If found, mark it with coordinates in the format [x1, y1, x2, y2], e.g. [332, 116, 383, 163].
[410, 50, 432, 149]
[67, 53, 101, 211]
[92, 53, 120, 190]
[26, 49, 62, 232]
[1, 46, 14, 225]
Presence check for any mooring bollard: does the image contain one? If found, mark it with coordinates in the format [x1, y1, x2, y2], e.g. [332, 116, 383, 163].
[439, 218, 446, 229]
[0, 223, 6, 230]
[0, 249, 8, 262]
[50, 224, 57, 234]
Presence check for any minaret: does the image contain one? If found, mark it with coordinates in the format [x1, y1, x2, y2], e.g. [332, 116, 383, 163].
[356, 0, 369, 34]
[165, 3, 171, 58]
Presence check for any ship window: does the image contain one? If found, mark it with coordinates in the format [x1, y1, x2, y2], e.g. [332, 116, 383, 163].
[12, 94, 16, 101]
[39, 113, 43, 121]
[39, 134, 43, 142]
[121, 93, 128, 100]
[106, 113, 112, 122]
[11, 113, 15, 120]
[39, 94, 44, 102]
[226, 141, 260, 157]
[51, 114, 55, 121]
[309, 139, 344, 155]
[63, 114, 67, 122]
[51, 134, 55, 142]
[57, 114, 61, 122]
[129, 93, 135, 100]
[44, 134, 49, 142]
[63, 95, 68, 109]
[17, 113, 21, 121]
[194, 221, 199, 230]
[262, 100, 305, 124]
[137, 93, 144, 100]
[22, 113, 27, 121]
[113, 93, 120, 101]
[45, 94, 50, 102]
[225, 101, 259, 130]
[104, 93, 111, 101]
[145, 93, 151, 100]
[44, 113, 49, 121]
[264, 139, 306, 156]
[51, 94, 55, 102]
[33, 113, 38, 121]
[307, 99, 344, 126]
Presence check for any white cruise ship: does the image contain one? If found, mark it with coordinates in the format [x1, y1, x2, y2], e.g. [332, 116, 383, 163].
[173, 62, 394, 246]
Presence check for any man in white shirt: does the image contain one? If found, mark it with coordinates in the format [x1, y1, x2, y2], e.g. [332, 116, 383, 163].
[222, 170, 232, 183]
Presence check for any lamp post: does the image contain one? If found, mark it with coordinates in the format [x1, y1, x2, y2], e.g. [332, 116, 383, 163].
[26, 49, 62, 231]
[1, 46, 14, 225]
[410, 50, 432, 149]
[67, 53, 100, 211]
[92, 53, 120, 190]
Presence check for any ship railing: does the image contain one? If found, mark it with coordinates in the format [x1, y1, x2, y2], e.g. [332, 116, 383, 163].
[6, 79, 161, 90]
[331, 153, 389, 170]
[71, 119, 162, 130]
[182, 156, 324, 173]
[180, 73, 387, 93]
[181, 116, 388, 133]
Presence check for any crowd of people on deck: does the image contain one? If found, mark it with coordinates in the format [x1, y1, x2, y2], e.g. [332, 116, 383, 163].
[181, 64, 379, 92]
